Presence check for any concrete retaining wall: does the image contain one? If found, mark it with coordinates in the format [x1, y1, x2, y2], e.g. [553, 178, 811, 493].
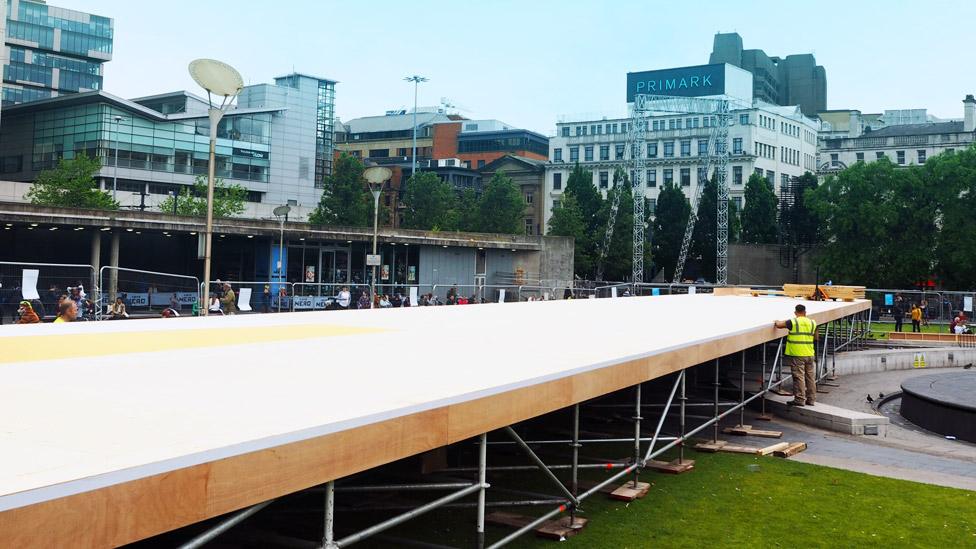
[832, 347, 976, 376]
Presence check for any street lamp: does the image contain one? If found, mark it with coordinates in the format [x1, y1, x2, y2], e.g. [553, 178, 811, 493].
[112, 115, 123, 201]
[273, 204, 291, 313]
[403, 75, 428, 180]
[188, 58, 244, 317]
[363, 166, 392, 309]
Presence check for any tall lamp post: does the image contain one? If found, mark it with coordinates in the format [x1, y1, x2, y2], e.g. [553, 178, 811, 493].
[273, 205, 291, 313]
[403, 75, 428, 179]
[363, 166, 392, 309]
[112, 115, 123, 201]
[188, 59, 244, 317]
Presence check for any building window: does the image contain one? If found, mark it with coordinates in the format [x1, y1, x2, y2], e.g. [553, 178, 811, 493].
[600, 145, 609, 161]
[369, 148, 390, 158]
[664, 169, 673, 185]
[584, 146, 594, 162]
[649, 198, 656, 213]
[612, 123, 618, 134]
[664, 141, 674, 158]
[591, 124, 600, 135]
[830, 153, 839, 166]
[648, 142, 658, 158]
[733, 138, 743, 155]
[669, 119, 676, 130]
[917, 149, 927, 163]
[697, 167, 708, 182]
[553, 172, 562, 190]
[599, 171, 609, 189]
[733, 165, 742, 185]
[876, 151, 885, 160]
[740, 114, 749, 125]
[652, 120, 660, 131]
[680, 140, 691, 157]
[680, 168, 691, 186]
[897, 150, 905, 165]
[554, 148, 562, 162]
[552, 200, 561, 210]
[856, 152, 864, 162]
[754, 167, 763, 177]
[782, 174, 790, 188]
[698, 140, 708, 155]
[605, 123, 612, 134]
[570, 147, 579, 162]
[576, 126, 583, 136]
[615, 144, 625, 160]
[477, 159, 485, 168]
[733, 196, 742, 210]
[525, 218, 534, 235]
[525, 192, 534, 204]
[561, 127, 570, 137]
[766, 170, 774, 183]
[647, 170, 656, 187]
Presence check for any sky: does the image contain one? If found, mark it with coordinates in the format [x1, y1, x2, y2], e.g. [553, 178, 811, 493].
[62, 0, 976, 135]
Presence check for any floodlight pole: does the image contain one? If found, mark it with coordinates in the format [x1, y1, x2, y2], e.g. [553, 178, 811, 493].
[201, 104, 234, 316]
[404, 75, 428, 179]
[370, 185, 381, 309]
[112, 115, 123, 201]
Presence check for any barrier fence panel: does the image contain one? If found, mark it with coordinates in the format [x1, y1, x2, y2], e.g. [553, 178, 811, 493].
[100, 267, 199, 320]
[0, 261, 97, 322]
[864, 289, 947, 328]
[199, 281, 295, 315]
[430, 284, 519, 304]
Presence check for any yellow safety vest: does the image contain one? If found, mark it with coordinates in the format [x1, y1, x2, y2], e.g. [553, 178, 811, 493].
[785, 316, 817, 357]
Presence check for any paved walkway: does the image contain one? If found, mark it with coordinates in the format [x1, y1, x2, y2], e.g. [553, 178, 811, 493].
[730, 366, 976, 491]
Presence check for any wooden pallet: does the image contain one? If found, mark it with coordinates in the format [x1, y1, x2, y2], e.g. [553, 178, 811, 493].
[645, 458, 695, 474]
[609, 480, 651, 501]
[486, 512, 588, 541]
[694, 440, 792, 456]
[782, 284, 865, 301]
[773, 442, 807, 458]
[722, 425, 783, 438]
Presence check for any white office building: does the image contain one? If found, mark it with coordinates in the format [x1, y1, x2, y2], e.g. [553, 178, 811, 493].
[543, 95, 819, 232]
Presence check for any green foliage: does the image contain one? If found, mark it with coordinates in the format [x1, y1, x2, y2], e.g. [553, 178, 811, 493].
[651, 182, 691, 281]
[25, 154, 119, 210]
[807, 159, 937, 287]
[157, 175, 247, 218]
[740, 173, 779, 244]
[455, 188, 480, 232]
[400, 171, 457, 231]
[781, 172, 820, 246]
[547, 194, 593, 276]
[927, 146, 976, 288]
[476, 171, 524, 234]
[689, 177, 740, 282]
[564, 164, 602, 225]
[309, 154, 370, 227]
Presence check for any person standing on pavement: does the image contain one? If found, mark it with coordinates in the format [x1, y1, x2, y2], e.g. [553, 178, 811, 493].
[220, 283, 238, 315]
[892, 300, 904, 332]
[774, 304, 818, 407]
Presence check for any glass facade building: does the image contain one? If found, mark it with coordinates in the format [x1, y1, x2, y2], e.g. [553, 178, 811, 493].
[0, 73, 337, 213]
[3, 0, 113, 106]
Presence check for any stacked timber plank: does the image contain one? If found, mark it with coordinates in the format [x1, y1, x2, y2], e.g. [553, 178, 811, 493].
[782, 284, 866, 301]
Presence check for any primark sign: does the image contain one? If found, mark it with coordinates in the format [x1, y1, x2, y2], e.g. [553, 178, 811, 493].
[626, 63, 727, 102]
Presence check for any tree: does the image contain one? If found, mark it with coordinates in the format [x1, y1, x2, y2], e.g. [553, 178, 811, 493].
[25, 154, 119, 210]
[157, 175, 247, 218]
[455, 188, 480, 232]
[779, 172, 821, 247]
[689, 177, 740, 282]
[740, 173, 779, 244]
[548, 194, 594, 277]
[564, 164, 602, 230]
[651, 182, 691, 282]
[806, 159, 936, 287]
[927, 146, 976, 288]
[309, 153, 371, 227]
[476, 171, 525, 234]
[400, 171, 457, 231]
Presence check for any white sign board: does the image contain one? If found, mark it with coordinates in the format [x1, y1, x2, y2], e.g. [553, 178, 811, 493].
[366, 254, 382, 267]
[238, 288, 252, 312]
[21, 269, 39, 300]
[611, 287, 618, 298]
[688, 286, 697, 295]
[409, 286, 419, 306]
[498, 289, 506, 303]
[965, 296, 973, 313]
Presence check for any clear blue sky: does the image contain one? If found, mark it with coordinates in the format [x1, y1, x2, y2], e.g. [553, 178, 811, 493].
[64, 0, 976, 134]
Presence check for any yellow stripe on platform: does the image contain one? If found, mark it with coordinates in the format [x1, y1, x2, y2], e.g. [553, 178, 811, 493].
[1, 324, 384, 364]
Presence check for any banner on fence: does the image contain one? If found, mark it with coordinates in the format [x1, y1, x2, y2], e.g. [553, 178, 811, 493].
[148, 292, 197, 307]
[292, 295, 330, 310]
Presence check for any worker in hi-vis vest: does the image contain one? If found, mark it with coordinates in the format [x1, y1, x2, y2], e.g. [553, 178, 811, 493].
[774, 304, 818, 407]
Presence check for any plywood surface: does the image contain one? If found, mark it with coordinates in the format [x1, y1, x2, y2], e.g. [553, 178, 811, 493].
[0, 294, 867, 546]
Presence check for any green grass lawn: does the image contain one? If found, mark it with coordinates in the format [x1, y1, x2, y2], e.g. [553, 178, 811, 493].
[868, 321, 945, 340]
[363, 449, 976, 548]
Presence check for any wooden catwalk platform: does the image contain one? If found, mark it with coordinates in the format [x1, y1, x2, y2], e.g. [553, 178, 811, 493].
[0, 294, 868, 547]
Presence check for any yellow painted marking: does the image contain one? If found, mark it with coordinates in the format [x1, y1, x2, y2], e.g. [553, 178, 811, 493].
[1, 324, 385, 364]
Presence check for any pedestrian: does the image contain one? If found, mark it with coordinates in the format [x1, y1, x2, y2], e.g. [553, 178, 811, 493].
[220, 283, 238, 315]
[892, 300, 904, 332]
[109, 297, 129, 319]
[920, 298, 928, 326]
[337, 286, 351, 310]
[262, 284, 272, 313]
[357, 291, 371, 310]
[54, 299, 78, 323]
[910, 303, 922, 333]
[208, 294, 223, 315]
[16, 300, 40, 324]
[774, 304, 818, 407]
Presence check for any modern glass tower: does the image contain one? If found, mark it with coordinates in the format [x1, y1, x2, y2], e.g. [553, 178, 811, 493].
[2, 0, 113, 106]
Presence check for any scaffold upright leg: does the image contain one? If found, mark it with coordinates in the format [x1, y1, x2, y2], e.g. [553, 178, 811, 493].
[570, 404, 580, 524]
[713, 359, 720, 442]
[758, 342, 772, 421]
[323, 481, 337, 549]
[678, 370, 687, 463]
[739, 350, 746, 427]
[633, 383, 642, 487]
[477, 433, 487, 549]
